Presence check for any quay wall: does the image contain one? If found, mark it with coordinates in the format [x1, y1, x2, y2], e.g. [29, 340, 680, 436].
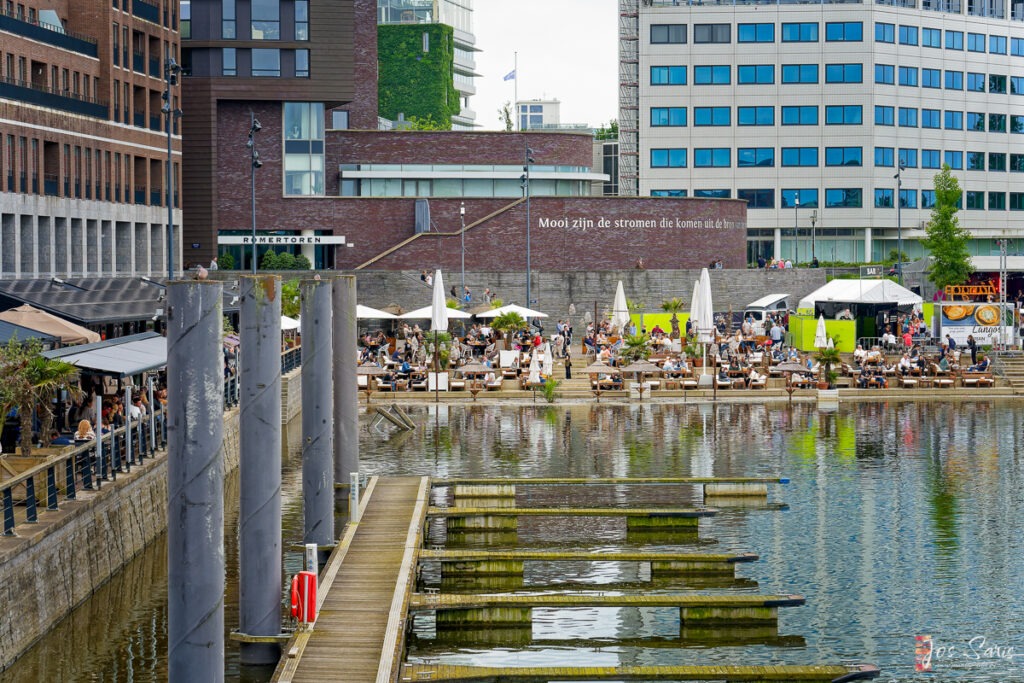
[0, 368, 287, 669]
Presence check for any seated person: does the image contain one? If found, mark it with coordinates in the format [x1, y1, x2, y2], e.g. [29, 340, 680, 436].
[898, 354, 913, 375]
[746, 368, 763, 387]
[968, 356, 990, 372]
[75, 419, 95, 441]
[937, 355, 950, 372]
[853, 344, 867, 366]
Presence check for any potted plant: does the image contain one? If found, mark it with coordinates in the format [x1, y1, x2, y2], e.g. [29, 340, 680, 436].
[620, 333, 652, 364]
[683, 340, 702, 367]
[661, 298, 685, 340]
[814, 343, 843, 389]
[490, 311, 528, 350]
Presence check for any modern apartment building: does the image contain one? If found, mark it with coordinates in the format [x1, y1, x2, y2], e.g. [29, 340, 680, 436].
[378, 0, 477, 129]
[0, 0, 181, 279]
[621, 0, 1024, 264]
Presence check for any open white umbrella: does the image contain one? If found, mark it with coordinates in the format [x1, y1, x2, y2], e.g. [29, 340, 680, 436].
[281, 315, 300, 331]
[610, 280, 630, 333]
[476, 304, 549, 319]
[356, 304, 398, 320]
[400, 305, 471, 320]
[814, 314, 828, 348]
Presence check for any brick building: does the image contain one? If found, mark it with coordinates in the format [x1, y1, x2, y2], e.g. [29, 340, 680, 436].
[0, 0, 181, 279]
[185, 0, 747, 272]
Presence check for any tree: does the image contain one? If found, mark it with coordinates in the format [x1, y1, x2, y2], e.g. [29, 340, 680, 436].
[922, 165, 972, 290]
[218, 251, 236, 270]
[281, 279, 301, 318]
[276, 251, 297, 270]
[498, 101, 514, 132]
[0, 340, 80, 455]
[490, 312, 528, 349]
[661, 298, 685, 340]
[595, 119, 619, 141]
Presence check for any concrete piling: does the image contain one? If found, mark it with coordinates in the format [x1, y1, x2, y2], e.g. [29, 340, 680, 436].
[92, 394, 103, 485]
[166, 280, 225, 682]
[301, 279, 335, 552]
[238, 275, 283, 665]
[332, 275, 358, 493]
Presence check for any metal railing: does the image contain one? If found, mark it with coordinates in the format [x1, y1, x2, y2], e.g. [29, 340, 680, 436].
[281, 346, 302, 374]
[2, 407, 167, 536]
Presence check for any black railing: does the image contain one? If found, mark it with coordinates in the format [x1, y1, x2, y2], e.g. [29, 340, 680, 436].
[7, 172, 14, 191]
[149, 115, 161, 131]
[149, 57, 160, 78]
[31, 174, 38, 193]
[2, 407, 167, 536]
[134, 112, 145, 128]
[0, 76, 108, 119]
[0, 10, 98, 57]
[132, 0, 160, 23]
[62, 176, 69, 196]
[132, 52, 144, 73]
[43, 174, 58, 196]
[150, 190, 162, 206]
[74, 181, 81, 198]
[134, 189, 145, 204]
[282, 346, 303, 373]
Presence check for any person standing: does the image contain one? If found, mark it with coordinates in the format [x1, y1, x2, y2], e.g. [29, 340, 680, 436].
[966, 334, 978, 366]
[209, 256, 219, 270]
[564, 353, 573, 380]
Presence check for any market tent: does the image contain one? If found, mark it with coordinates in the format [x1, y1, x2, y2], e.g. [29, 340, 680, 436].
[798, 279, 922, 312]
[42, 332, 166, 377]
[0, 304, 100, 344]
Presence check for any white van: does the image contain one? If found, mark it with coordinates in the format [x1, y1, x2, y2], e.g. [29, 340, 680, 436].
[744, 294, 790, 335]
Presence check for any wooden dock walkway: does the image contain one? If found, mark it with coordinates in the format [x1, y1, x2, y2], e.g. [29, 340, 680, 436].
[272, 476, 428, 683]
[398, 663, 881, 682]
[419, 549, 758, 563]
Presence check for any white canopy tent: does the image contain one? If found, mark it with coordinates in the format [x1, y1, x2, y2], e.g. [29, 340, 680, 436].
[798, 279, 923, 311]
[476, 304, 549, 319]
[400, 305, 472, 320]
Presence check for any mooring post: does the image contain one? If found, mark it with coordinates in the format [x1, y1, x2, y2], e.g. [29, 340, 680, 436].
[332, 275, 358, 494]
[166, 280, 225, 682]
[93, 394, 103, 485]
[238, 275, 283, 665]
[302, 279, 335, 556]
[124, 385, 133, 467]
[148, 377, 156, 454]
[349, 472, 360, 522]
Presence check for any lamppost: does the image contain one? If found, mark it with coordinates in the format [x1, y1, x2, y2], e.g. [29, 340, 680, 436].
[793, 196, 799, 265]
[247, 114, 262, 274]
[810, 210, 818, 262]
[459, 202, 466, 299]
[520, 144, 535, 306]
[162, 58, 182, 279]
[894, 162, 905, 285]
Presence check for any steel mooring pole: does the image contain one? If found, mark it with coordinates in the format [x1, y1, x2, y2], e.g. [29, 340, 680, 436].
[301, 279, 335, 559]
[332, 275, 359, 496]
[166, 280, 225, 682]
[238, 275, 283, 665]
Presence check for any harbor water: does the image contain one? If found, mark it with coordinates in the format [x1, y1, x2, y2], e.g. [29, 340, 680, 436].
[3, 401, 1022, 682]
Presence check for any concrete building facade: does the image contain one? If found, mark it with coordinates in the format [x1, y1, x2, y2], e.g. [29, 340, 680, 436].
[0, 0, 181, 279]
[620, 0, 1024, 264]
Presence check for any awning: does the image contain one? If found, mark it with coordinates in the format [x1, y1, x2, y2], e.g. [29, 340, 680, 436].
[0, 319, 59, 347]
[0, 304, 100, 344]
[42, 332, 167, 377]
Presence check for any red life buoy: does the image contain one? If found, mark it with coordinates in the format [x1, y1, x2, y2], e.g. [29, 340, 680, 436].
[290, 575, 300, 618]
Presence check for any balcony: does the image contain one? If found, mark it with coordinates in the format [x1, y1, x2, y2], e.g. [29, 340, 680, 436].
[150, 115, 161, 131]
[149, 57, 160, 78]
[134, 112, 145, 128]
[132, 0, 160, 24]
[133, 52, 145, 73]
[0, 76, 108, 119]
[151, 190, 162, 206]
[0, 10, 98, 58]
[44, 174, 58, 196]
[134, 189, 146, 205]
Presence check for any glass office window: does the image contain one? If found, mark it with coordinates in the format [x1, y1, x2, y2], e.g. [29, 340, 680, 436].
[694, 65, 731, 84]
[738, 23, 774, 42]
[921, 190, 936, 208]
[694, 24, 731, 44]
[780, 188, 819, 208]
[693, 189, 730, 198]
[967, 112, 985, 131]
[738, 106, 774, 125]
[967, 32, 985, 52]
[967, 151, 985, 170]
[825, 188, 863, 208]
[990, 113, 1007, 132]
[738, 65, 774, 84]
[826, 22, 862, 41]
[650, 148, 687, 167]
[694, 107, 730, 126]
[922, 69, 940, 88]
[826, 63, 862, 83]
[946, 30, 963, 50]
[945, 151, 963, 169]
[990, 152, 1007, 171]
[1013, 37, 1024, 56]
[990, 75, 1007, 94]
[899, 66, 918, 86]
[922, 27, 941, 47]
[875, 22, 894, 43]
[650, 66, 686, 85]
[875, 106, 894, 126]
[875, 147, 894, 167]
[222, 47, 236, 76]
[875, 64, 894, 84]
[945, 70, 963, 90]
[922, 149, 941, 168]
[283, 102, 325, 195]
[1013, 154, 1024, 172]
[782, 64, 818, 83]
[991, 36, 1007, 54]
[990, 192, 1006, 210]
[825, 105, 862, 124]
[251, 0, 279, 39]
[222, 0, 236, 38]
[922, 109, 940, 128]
[295, 49, 309, 77]
[737, 147, 775, 167]
[251, 48, 280, 76]
[899, 26, 918, 45]
[781, 106, 818, 125]
[899, 148, 918, 168]
[875, 189, 894, 208]
[1011, 115, 1024, 133]
[1012, 77, 1024, 95]
[965, 191, 985, 209]
[737, 189, 774, 208]
[782, 23, 818, 42]
[650, 107, 687, 126]
[651, 24, 686, 44]
[900, 189, 917, 208]
[825, 147, 862, 166]
[1012, 193, 1024, 210]
[651, 190, 688, 197]
[781, 147, 818, 166]
[945, 111, 963, 129]
[693, 148, 731, 167]
[898, 108, 917, 127]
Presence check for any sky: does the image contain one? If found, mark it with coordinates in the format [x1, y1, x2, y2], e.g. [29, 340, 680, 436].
[471, 0, 619, 131]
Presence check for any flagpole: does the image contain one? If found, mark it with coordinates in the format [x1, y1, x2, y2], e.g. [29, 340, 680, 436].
[514, 51, 518, 131]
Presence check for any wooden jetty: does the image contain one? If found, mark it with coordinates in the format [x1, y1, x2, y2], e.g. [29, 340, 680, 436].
[435, 476, 788, 500]
[428, 505, 717, 531]
[272, 476, 428, 683]
[398, 663, 881, 682]
[419, 548, 758, 576]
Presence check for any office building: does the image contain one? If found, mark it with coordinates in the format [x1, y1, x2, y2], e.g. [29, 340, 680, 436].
[621, 0, 1024, 263]
[0, 0, 181, 279]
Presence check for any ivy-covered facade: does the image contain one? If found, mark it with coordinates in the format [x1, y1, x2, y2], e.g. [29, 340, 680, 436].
[378, 24, 462, 128]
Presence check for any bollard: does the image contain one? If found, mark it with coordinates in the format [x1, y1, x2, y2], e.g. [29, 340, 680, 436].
[238, 275, 283, 666]
[301, 279, 335, 553]
[349, 472, 361, 522]
[166, 280, 225, 683]
[332, 275, 359, 492]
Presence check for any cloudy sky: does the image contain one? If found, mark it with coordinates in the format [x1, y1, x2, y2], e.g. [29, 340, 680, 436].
[472, 0, 619, 131]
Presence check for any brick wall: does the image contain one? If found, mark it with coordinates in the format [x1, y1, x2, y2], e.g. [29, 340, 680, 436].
[328, 0, 378, 129]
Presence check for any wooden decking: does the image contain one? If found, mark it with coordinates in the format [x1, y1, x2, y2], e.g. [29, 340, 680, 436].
[398, 663, 881, 682]
[419, 549, 758, 563]
[272, 476, 428, 683]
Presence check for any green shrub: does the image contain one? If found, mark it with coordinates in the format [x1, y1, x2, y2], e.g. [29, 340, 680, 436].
[541, 378, 560, 403]
[218, 251, 236, 270]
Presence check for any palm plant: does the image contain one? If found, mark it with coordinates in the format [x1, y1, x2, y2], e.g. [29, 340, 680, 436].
[620, 333, 651, 364]
[661, 297, 685, 339]
[0, 340, 81, 455]
[814, 338, 843, 388]
[490, 311, 527, 349]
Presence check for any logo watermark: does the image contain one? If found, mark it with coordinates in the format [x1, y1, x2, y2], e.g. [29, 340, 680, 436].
[915, 635, 1021, 673]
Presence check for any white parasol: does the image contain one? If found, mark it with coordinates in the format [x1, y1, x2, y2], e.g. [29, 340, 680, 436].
[610, 280, 630, 333]
[814, 314, 828, 348]
[476, 304, 549, 319]
[401, 305, 471, 320]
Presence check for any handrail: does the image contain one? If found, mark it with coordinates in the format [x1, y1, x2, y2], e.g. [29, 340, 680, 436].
[0, 8, 99, 45]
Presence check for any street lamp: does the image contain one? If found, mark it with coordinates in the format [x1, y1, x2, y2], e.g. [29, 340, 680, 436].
[894, 162, 905, 285]
[793, 196, 799, 265]
[162, 58, 182, 279]
[247, 114, 263, 274]
[810, 210, 818, 263]
[459, 202, 466, 299]
[520, 144, 535, 307]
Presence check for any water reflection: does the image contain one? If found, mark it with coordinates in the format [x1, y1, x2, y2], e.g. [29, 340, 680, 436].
[4, 402, 1023, 682]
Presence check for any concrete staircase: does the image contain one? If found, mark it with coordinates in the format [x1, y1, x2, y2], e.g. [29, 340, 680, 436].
[994, 353, 1024, 391]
